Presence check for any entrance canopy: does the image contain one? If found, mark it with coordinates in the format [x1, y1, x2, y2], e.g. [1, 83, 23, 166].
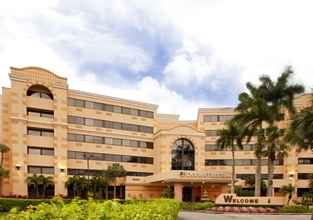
[144, 171, 231, 184]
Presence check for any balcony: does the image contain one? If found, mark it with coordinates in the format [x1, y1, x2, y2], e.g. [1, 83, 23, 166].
[27, 154, 54, 166]
[27, 135, 54, 147]
[26, 96, 54, 110]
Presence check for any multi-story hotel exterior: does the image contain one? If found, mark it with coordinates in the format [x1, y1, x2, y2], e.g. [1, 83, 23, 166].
[1, 66, 313, 202]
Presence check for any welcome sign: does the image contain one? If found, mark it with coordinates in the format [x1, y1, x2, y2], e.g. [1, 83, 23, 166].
[215, 194, 285, 206]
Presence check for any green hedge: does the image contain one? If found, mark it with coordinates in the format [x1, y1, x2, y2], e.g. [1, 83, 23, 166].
[0, 198, 51, 212]
[181, 202, 215, 210]
[4, 198, 180, 220]
[280, 205, 312, 213]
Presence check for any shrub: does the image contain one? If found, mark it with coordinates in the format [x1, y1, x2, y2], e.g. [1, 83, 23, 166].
[280, 205, 312, 213]
[234, 186, 254, 197]
[181, 202, 215, 210]
[4, 198, 180, 220]
[0, 198, 51, 212]
[301, 192, 313, 206]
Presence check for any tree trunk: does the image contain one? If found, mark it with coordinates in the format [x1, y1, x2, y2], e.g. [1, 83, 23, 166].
[113, 185, 116, 199]
[311, 209, 313, 220]
[231, 149, 235, 194]
[105, 185, 108, 200]
[267, 158, 274, 196]
[255, 155, 262, 196]
[36, 185, 39, 198]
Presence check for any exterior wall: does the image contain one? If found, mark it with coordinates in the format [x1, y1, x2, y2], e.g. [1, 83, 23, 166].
[1, 66, 313, 201]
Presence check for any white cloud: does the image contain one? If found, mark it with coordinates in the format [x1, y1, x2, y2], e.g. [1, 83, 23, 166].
[1, 0, 313, 120]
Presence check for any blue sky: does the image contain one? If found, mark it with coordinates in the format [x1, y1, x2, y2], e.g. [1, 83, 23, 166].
[1, 0, 312, 119]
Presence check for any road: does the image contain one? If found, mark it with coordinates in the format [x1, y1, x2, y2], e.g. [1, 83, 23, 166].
[178, 211, 311, 220]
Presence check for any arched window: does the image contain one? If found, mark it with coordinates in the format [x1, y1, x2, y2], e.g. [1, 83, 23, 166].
[27, 85, 53, 100]
[171, 138, 195, 170]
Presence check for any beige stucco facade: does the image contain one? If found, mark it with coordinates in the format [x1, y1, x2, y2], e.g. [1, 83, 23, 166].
[0, 66, 312, 201]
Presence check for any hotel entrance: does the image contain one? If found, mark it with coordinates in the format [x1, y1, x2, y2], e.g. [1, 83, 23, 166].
[182, 186, 202, 202]
[182, 186, 192, 202]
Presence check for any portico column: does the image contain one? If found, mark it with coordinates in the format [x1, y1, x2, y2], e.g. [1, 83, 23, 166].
[174, 183, 183, 201]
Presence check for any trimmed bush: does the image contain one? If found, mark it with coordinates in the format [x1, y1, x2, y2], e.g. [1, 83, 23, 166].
[280, 205, 312, 213]
[4, 198, 180, 220]
[0, 198, 51, 212]
[181, 202, 215, 210]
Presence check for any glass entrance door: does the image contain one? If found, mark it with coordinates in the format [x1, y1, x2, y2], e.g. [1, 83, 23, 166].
[182, 186, 193, 202]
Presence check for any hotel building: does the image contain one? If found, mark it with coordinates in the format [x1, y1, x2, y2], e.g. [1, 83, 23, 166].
[0, 66, 312, 202]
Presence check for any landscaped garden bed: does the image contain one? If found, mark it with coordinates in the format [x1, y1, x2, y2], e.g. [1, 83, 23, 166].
[207, 205, 312, 214]
[2, 198, 180, 220]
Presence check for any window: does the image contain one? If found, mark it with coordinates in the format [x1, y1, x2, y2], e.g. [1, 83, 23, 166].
[203, 115, 234, 122]
[171, 138, 195, 170]
[130, 109, 138, 116]
[67, 133, 154, 149]
[299, 158, 313, 164]
[122, 107, 132, 115]
[68, 116, 85, 125]
[205, 130, 219, 137]
[28, 147, 41, 155]
[203, 115, 218, 122]
[27, 127, 54, 137]
[28, 166, 54, 174]
[129, 140, 138, 147]
[112, 138, 122, 146]
[68, 98, 85, 107]
[205, 159, 282, 166]
[67, 115, 153, 133]
[94, 102, 104, 110]
[27, 108, 54, 119]
[139, 110, 154, 118]
[68, 151, 153, 164]
[67, 169, 153, 177]
[236, 174, 283, 180]
[113, 106, 122, 113]
[85, 101, 94, 109]
[67, 98, 154, 118]
[298, 173, 313, 180]
[103, 104, 114, 112]
[297, 188, 311, 197]
[27, 85, 53, 100]
[205, 144, 221, 151]
[219, 115, 234, 122]
[140, 126, 153, 133]
[104, 121, 114, 129]
[105, 137, 113, 145]
[85, 118, 94, 126]
[28, 147, 54, 156]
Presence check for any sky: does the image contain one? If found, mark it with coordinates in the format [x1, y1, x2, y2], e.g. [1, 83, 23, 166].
[1, 0, 313, 119]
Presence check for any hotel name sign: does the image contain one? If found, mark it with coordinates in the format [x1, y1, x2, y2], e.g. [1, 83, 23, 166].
[179, 171, 229, 179]
[216, 194, 285, 206]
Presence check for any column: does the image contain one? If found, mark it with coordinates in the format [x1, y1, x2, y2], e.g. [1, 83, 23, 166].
[174, 183, 183, 201]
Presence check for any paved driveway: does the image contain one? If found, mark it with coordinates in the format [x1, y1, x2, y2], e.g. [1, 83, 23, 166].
[178, 211, 311, 220]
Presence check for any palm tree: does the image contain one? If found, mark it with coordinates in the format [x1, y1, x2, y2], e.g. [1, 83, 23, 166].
[286, 105, 313, 219]
[65, 176, 86, 198]
[263, 126, 289, 196]
[90, 175, 107, 199]
[0, 144, 9, 195]
[107, 163, 127, 199]
[38, 175, 54, 198]
[257, 67, 304, 196]
[217, 120, 243, 193]
[234, 83, 273, 196]
[280, 183, 295, 205]
[27, 174, 41, 198]
[287, 106, 313, 150]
